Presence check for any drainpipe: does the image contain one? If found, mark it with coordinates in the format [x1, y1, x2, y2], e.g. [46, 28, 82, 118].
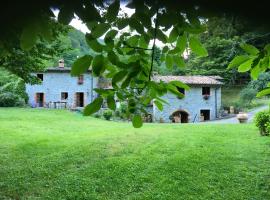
[90, 75, 94, 103]
[215, 88, 218, 118]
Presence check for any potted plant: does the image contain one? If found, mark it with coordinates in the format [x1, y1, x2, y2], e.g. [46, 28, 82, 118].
[236, 112, 248, 123]
[203, 94, 210, 100]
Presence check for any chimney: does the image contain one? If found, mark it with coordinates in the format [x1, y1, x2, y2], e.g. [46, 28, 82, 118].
[58, 59, 64, 68]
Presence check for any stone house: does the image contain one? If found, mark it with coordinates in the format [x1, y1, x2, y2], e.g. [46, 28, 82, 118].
[26, 60, 97, 108]
[26, 62, 222, 123]
[152, 75, 223, 123]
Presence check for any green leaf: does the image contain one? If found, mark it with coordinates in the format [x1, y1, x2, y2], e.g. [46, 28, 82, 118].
[256, 88, 270, 97]
[264, 44, 270, 55]
[162, 46, 169, 53]
[176, 33, 187, 54]
[108, 51, 119, 65]
[156, 29, 167, 43]
[154, 100, 163, 111]
[166, 54, 173, 69]
[121, 75, 132, 88]
[240, 43, 259, 55]
[166, 84, 185, 99]
[106, 0, 120, 22]
[267, 82, 270, 87]
[129, 18, 144, 34]
[237, 58, 254, 72]
[91, 23, 110, 38]
[168, 47, 181, 54]
[58, 7, 73, 25]
[85, 34, 103, 52]
[132, 115, 143, 128]
[92, 55, 106, 76]
[71, 55, 92, 76]
[168, 27, 178, 43]
[39, 20, 53, 41]
[20, 24, 38, 50]
[84, 97, 103, 116]
[173, 55, 185, 68]
[112, 70, 127, 86]
[169, 81, 190, 90]
[117, 18, 129, 30]
[189, 36, 208, 57]
[228, 55, 250, 69]
[136, 13, 152, 29]
[250, 64, 260, 80]
[104, 30, 118, 44]
[107, 95, 116, 111]
[126, 35, 140, 46]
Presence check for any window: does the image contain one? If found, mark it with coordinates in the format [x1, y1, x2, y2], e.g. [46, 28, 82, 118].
[37, 73, 43, 81]
[202, 87, 210, 95]
[76, 92, 84, 107]
[78, 75, 84, 85]
[61, 92, 68, 100]
[200, 109, 210, 121]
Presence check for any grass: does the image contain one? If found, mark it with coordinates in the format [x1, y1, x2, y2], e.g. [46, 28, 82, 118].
[0, 108, 270, 199]
[222, 86, 243, 106]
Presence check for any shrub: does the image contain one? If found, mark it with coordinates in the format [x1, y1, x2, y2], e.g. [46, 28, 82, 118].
[248, 72, 270, 92]
[239, 87, 257, 105]
[103, 110, 113, 120]
[254, 110, 270, 136]
[119, 102, 128, 114]
[114, 109, 121, 118]
[93, 113, 101, 118]
[0, 92, 25, 107]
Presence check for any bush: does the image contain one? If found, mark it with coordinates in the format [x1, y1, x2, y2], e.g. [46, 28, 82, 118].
[114, 109, 121, 118]
[248, 72, 270, 92]
[239, 87, 257, 105]
[254, 110, 270, 136]
[93, 113, 101, 118]
[0, 92, 25, 107]
[103, 110, 113, 120]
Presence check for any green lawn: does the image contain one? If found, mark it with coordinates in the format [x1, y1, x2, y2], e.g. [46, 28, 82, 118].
[0, 108, 270, 200]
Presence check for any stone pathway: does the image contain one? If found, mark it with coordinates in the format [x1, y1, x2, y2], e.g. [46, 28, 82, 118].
[205, 105, 269, 124]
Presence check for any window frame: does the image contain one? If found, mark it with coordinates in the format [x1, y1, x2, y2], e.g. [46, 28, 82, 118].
[202, 86, 211, 96]
[78, 75, 84, 85]
[61, 92, 68, 100]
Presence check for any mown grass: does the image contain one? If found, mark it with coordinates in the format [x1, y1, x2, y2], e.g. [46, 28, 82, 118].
[0, 108, 270, 199]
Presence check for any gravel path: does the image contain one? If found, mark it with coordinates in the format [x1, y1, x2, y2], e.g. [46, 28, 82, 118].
[205, 105, 269, 124]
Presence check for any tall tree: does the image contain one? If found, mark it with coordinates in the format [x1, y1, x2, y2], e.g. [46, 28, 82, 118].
[181, 15, 270, 84]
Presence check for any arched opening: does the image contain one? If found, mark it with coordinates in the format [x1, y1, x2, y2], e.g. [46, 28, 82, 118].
[170, 110, 189, 123]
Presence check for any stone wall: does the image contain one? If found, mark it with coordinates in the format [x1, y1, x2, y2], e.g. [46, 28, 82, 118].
[26, 72, 98, 108]
[153, 86, 222, 123]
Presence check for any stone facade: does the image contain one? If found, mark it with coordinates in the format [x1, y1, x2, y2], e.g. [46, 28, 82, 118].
[153, 85, 222, 123]
[26, 69, 97, 108]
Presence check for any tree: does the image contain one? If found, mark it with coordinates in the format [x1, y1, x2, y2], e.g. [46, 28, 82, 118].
[181, 16, 270, 84]
[1, 21, 69, 83]
[0, 0, 269, 127]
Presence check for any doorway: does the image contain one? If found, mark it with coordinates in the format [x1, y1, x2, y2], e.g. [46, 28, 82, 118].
[36, 93, 44, 107]
[200, 109, 210, 121]
[171, 110, 189, 123]
[76, 92, 84, 107]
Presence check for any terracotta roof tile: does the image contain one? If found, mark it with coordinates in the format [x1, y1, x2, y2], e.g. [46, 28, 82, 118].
[153, 75, 223, 85]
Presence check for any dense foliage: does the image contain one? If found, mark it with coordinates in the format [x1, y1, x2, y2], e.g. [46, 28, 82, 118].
[255, 110, 270, 136]
[176, 16, 270, 84]
[0, 0, 269, 126]
[1, 21, 69, 83]
[0, 68, 27, 107]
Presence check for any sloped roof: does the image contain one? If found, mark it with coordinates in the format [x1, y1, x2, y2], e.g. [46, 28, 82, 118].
[44, 67, 91, 73]
[153, 75, 223, 85]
